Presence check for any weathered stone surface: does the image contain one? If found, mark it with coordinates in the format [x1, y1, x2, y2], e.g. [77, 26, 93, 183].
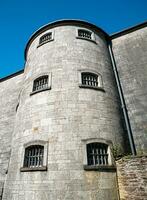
[0, 73, 23, 199]
[0, 20, 146, 200]
[116, 156, 147, 200]
[1, 23, 123, 200]
[112, 26, 147, 154]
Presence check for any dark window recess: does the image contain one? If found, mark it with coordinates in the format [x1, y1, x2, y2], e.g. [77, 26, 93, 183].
[33, 76, 48, 92]
[24, 145, 44, 168]
[82, 73, 98, 87]
[87, 143, 108, 166]
[78, 30, 92, 39]
[39, 33, 52, 45]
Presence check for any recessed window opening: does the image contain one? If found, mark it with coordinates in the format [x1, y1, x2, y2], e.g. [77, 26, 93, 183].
[87, 143, 108, 166]
[78, 29, 92, 39]
[33, 76, 48, 92]
[39, 32, 52, 45]
[24, 145, 44, 168]
[82, 72, 98, 87]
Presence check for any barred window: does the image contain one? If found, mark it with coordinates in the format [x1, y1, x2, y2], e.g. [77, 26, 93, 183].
[87, 143, 108, 166]
[39, 32, 52, 45]
[78, 29, 92, 40]
[33, 76, 48, 92]
[82, 72, 98, 87]
[24, 145, 44, 168]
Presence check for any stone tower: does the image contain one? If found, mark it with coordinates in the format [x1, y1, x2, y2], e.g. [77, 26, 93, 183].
[2, 20, 126, 200]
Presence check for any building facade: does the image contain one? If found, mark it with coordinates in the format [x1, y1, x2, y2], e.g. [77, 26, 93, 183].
[0, 20, 147, 200]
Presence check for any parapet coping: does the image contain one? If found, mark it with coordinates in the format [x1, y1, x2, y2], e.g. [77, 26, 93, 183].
[0, 69, 24, 82]
[111, 21, 147, 39]
[24, 19, 146, 60]
[24, 19, 110, 60]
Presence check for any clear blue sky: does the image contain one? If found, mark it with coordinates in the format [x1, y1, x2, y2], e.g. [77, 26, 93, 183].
[0, 0, 147, 78]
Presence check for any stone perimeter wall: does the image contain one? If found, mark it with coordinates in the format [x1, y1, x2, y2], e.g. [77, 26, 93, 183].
[112, 26, 147, 154]
[116, 156, 147, 200]
[0, 73, 24, 199]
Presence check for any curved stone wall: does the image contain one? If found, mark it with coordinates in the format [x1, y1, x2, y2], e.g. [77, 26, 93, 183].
[3, 21, 125, 200]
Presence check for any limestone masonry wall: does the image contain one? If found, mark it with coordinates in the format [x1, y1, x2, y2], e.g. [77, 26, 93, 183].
[2, 22, 123, 200]
[0, 73, 24, 199]
[116, 156, 147, 200]
[112, 26, 147, 154]
[0, 20, 146, 200]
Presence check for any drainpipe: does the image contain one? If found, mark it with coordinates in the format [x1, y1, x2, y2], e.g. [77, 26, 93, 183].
[108, 41, 136, 156]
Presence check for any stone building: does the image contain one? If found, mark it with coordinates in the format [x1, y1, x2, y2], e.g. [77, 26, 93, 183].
[0, 20, 147, 200]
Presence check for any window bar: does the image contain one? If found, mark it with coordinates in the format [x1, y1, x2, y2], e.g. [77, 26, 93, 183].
[93, 77, 96, 86]
[36, 81, 39, 91]
[86, 76, 89, 85]
[96, 144, 99, 164]
[103, 147, 105, 165]
[99, 147, 102, 165]
[33, 148, 35, 167]
[34, 147, 37, 167]
[35, 146, 39, 167]
[39, 147, 41, 167]
[38, 80, 41, 90]
[29, 149, 31, 167]
[39, 147, 41, 166]
[100, 147, 103, 165]
[103, 148, 105, 165]
[41, 149, 43, 166]
[102, 147, 105, 165]
[92, 148, 95, 165]
[31, 148, 33, 167]
[92, 76, 94, 86]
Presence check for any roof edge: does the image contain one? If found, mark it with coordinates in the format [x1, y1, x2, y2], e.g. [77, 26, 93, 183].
[0, 69, 24, 82]
[24, 19, 109, 60]
[24, 19, 146, 60]
[111, 21, 147, 39]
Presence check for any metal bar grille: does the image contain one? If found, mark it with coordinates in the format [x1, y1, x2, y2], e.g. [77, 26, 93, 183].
[87, 143, 108, 166]
[82, 73, 98, 87]
[78, 30, 92, 39]
[24, 145, 44, 168]
[33, 76, 48, 92]
[39, 32, 52, 44]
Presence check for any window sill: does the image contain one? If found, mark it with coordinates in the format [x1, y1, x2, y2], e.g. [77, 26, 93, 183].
[84, 165, 116, 172]
[76, 36, 96, 44]
[30, 87, 51, 96]
[79, 84, 105, 92]
[37, 39, 54, 48]
[20, 166, 47, 172]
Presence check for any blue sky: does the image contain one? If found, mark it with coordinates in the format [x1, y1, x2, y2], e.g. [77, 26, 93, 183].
[0, 0, 147, 78]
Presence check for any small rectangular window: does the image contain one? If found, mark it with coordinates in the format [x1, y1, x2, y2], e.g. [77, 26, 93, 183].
[79, 71, 104, 91]
[24, 145, 44, 168]
[39, 32, 52, 45]
[78, 29, 92, 40]
[87, 143, 108, 166]
[82, 72, 98, 87]
[33, 75, 48, 92]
